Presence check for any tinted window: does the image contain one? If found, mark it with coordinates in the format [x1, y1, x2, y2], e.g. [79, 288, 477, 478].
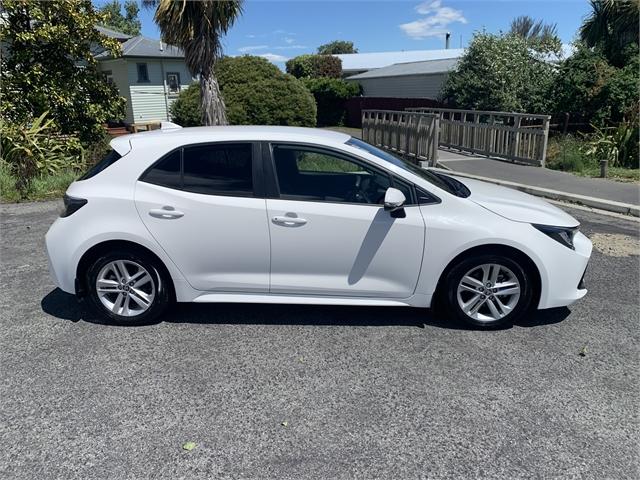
[272, 145, 391, 204]
[141, 150, 181, 189]
[183, 143, 253, 196]
[79, 149, 122, 180]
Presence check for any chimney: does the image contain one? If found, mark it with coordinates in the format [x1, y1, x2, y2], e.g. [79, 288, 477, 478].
[445, 32, 451, 49]
[159, 40, 164, 51]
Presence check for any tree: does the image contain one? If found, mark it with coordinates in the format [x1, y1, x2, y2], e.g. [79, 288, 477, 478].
[0, 0, 126, 143]
[99, 0, 142, 36]
[317, 40, 358, 55]
[143, 0, 243, 126]
[509, 15, 561, 53]
[442, 32, 556, 113]
[286, 54, 342, 79]
[580, 0, 640, 67]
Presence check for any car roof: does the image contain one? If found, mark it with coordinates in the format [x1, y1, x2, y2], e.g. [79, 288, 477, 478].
[110, 126, 352, 155]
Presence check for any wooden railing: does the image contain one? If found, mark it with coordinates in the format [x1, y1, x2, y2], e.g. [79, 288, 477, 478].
[361, 110, 440, 166]
[406, 108, 551, 166]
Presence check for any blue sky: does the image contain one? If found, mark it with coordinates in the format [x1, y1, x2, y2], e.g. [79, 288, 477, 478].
[95, 0, 592, 65]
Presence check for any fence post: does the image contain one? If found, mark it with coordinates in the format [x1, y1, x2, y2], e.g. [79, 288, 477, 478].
[511, 116, 522, 160]
[413, 114, 422, 162]
[431, 115, 440, 167]
[540, 116, 550, 167]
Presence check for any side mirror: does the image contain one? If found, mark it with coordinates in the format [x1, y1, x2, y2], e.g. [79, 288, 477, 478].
[383, 187, 406, 217]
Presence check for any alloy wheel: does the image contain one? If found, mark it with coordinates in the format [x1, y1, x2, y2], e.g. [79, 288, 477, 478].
[456, 263, 521, 323]
[96, 260, 156, 317]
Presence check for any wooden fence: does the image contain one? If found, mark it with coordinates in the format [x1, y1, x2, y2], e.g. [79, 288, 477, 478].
[361, 110, 440, 166]
[406, 108, 551, 166]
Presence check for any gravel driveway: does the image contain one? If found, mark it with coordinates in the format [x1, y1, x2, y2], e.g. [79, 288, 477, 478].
[1, 200, 638, 480]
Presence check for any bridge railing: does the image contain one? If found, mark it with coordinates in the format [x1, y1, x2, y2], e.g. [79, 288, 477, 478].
[361, 110, 440, 166]
[405, 107, 550, 166]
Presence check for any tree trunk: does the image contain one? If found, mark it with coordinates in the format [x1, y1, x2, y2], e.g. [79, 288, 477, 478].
[200, 71, 227, 126]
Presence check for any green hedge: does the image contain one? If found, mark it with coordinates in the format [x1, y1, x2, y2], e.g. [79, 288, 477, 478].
[285, 54, 342, 79]
[170, 55, 316, 127]
[301, 77, 361, 126]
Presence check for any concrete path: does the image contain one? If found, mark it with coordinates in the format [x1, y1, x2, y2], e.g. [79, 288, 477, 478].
[439, 150, 640, 206]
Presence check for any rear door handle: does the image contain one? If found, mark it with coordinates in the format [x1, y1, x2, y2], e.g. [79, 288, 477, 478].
[272, 215, 307, 226]
[149, 206, 184, 219]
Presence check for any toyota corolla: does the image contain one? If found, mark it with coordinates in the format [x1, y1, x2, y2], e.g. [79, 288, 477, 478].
[45, 125, 592, 328]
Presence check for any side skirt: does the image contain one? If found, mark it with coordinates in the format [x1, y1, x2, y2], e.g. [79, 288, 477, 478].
[188, 292, 432, 308]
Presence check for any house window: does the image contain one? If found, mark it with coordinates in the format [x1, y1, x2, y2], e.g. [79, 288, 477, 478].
[136, 63, 149, 83]
[102, 70, 114, 85]
[166, 72, 181, 94]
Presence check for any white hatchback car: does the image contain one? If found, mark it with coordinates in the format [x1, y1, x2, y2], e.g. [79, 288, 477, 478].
[46, 125, 592, 328]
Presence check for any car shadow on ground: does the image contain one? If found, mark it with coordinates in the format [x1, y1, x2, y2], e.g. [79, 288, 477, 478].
[41, 288, 570, 330]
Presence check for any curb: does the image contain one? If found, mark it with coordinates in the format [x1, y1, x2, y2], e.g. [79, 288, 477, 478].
[431, 165, 640, 217]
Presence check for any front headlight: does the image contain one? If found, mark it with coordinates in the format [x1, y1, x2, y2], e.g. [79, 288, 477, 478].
[532, 224, 578, 250]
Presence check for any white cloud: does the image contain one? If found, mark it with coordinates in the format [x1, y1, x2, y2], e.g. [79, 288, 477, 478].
[258, 53, 289, 63]
[274, 44, 307, 50]
[238, 45, 268, 53]
[284, 37, 295, 44]
[400, 1, 467, 39]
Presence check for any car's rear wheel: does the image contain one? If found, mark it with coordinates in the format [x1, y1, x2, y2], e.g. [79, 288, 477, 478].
[86, 250, 170, 325]
[443, 254, 533, 328]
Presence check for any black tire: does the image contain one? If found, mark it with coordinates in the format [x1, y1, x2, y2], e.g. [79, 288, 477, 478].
[443, 253, 533, 328]
[85, 249, 170, 325]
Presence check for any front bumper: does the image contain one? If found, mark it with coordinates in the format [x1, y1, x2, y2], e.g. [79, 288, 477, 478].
[537, 231, 592, 309]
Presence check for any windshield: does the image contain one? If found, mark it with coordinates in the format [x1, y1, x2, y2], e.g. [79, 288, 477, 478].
[346, 138, 470, 198]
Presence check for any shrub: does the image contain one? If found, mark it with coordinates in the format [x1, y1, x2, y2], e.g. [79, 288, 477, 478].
[171, 56, 317, 127]
[583, 121, 639, 168]
[286, 54, 342, 79]
[0, 112, 84, 197]
[170, 84, 201, 127]
[301, 77, 361, 126]
[546, 135, 590, 172]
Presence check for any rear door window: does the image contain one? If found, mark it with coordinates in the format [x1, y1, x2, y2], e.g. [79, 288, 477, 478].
[182, 143, 253, 196]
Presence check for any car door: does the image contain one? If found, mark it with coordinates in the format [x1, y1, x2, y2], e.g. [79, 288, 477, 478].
[265, 143, 425, 298]
[134, 142, 270, 292]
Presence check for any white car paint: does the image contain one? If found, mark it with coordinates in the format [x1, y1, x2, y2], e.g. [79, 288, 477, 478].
[45, 126, 592, 313]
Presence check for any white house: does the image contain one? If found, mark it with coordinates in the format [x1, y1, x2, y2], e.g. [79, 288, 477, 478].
[345, 57, 460, 99]
[95, 26, 194, 125]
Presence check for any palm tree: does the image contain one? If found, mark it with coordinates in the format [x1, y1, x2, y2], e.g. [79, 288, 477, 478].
[143, 0, 243, 125]
[509, 15, 558, 44]
[580, 0, 639, 66]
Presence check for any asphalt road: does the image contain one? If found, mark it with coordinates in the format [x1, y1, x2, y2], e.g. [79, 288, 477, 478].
[1, 200, 638, 480]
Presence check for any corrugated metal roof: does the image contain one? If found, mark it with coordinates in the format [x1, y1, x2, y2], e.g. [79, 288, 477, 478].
[346, 58, 459, 80]
[96, 35, 185, 59]
[335, 48, 463, 72]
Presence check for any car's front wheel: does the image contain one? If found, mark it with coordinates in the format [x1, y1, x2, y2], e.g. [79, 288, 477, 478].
[86, 250, 170, 325]
[443, 254, 534, 328]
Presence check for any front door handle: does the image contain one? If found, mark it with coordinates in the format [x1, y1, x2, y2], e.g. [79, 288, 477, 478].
[272, 215, 307, 226]
[149, 206, 184, 219]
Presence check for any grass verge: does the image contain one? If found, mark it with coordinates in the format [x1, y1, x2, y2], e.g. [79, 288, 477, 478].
[1, 163, 78, 202]
[545, 135, 638, 183]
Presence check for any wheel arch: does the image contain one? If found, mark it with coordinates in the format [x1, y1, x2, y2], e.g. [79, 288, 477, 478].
[433, 243, 542, 310]
[75, 239, 176, 302]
